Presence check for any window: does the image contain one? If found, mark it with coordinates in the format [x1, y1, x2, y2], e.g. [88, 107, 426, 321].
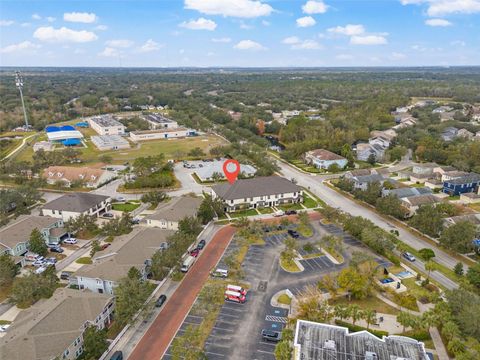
[63, 349, 69, 358]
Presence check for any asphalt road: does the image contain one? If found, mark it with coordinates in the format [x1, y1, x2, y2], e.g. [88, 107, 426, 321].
[275, 160, 460, 290]
[128, 225, 236, 360]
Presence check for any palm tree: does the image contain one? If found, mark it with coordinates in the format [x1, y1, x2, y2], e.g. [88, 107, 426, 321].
[425, 261, 435, 281]
[397, 311, 413, 333]
[349, 304, 362, 326]
[363, 309, 377, 330]
[441, 321, 460, 343]
[334, 305, 349, 321]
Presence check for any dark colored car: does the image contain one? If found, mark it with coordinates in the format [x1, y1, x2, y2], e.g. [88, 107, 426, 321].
[190, 249, 200, 257]
[102, 213, 114, 218]
[100, 243, 111, 251]
[197, 239, 206, 250]
[288, 229, 300, 238]
[261, 329, 282, 342]
[110, 351, 123, 360]
[60, 271, 73, 280]
[155, 294, 167, 308]
[49, 246, 64, 253]
[285, 210, 297, 215]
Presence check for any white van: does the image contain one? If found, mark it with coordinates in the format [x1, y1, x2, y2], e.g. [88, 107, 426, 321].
[181, 255, 196, 273]
[211, 268, 228, 278]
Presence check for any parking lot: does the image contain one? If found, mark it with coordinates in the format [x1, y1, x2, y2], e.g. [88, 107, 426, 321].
[299, 255, 336, 274]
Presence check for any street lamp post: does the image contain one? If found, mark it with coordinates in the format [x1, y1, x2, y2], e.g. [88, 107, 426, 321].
[15, 71, 29, 130]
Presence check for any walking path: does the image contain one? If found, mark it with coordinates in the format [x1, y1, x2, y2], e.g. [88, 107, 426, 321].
[128, 225, 236, 360]
[375, 293, 421, 315]
[1, 134, 36, 161]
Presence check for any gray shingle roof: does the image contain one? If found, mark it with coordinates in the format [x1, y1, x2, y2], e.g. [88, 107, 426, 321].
[42, 193, 110, 213]
[212, 176, 300, 201]
[146, 196, 203, 222]
[385, 187, 432, 199]
[444, 173, 480, 185]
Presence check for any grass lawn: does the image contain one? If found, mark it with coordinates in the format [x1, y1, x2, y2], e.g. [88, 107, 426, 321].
[277, 294, 292, 305]
[298, 224, 314, 237]
[278, 203, 304, 211]
[329, 295, 400, 315]
[280, 256, 301, 272]
[76, 257, 92, 265]
[112, 202, 140, 212]
[257, 207, 274, 214]
[303, 193, 318, 208]
[229, 209, 258, 218]
[79, 134, 226, 165]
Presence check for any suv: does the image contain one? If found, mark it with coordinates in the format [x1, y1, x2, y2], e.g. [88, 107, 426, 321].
[64, 238, 77, 245]
[288, 229, 300, 238]
[197, 239, 206, 250]
[155, 294, 167, 307]
[60, 271, 73, 280]
[261, 329, 282, 342]
[402, 252, 416, 262]
[49, 246, 64, 253]
[285, 210, 297, 215]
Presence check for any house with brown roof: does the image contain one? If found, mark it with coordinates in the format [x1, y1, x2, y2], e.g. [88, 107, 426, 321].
[212, 176, 302, 212]
[0, 288, 114, 360]
[73, 227, 173, 294]
[43, 166, 115, 189]
[145, 196, 203, 230]
[401, 194, 441, 216]
[304, 149, 347, 170]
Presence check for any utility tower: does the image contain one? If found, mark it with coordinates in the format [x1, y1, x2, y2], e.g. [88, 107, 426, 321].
[15, 71, 29, 129]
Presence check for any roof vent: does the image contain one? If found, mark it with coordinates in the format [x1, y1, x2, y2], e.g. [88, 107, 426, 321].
[365, 351, 378, 360]
[323, 340, 336, 350]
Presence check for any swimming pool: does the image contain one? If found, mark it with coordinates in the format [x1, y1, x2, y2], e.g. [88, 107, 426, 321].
[380, 278, 394, 284]
[396, 271, 413, 279]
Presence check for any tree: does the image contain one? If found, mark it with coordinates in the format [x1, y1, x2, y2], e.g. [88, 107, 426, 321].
[349, 305, 363, 326]
[101, 213, 133, 236]
[171, 325, 204, 360]
[65, 214, 99, 236]
[363, 309, 377, 329]
[376, 194, 406, 219]
[338, 267, 371, 299]
[188, 147, 205, 158]
[397, 311, 415, 332]
[466, 262, 480, 289]
[178, 216, 202, 236]
[318, 274, 339, 297]
[445, 288, 480, 339]
[409, 205, 444, 237]
[198, 193, 225, 224]
[440, 221, 476, 253]
[424, 261, 435, 281]
[0, 254, 17, 287]
[333, 305, 350, 321]
[99, 155, 113, 164]
[9, 268, 58, 307]
[90, 239, 101, 257]
[114, 267, 152, 327]
[419, 248, 435, 262]
[141, 191, 167, 207]
[296, 285, 333, 323]
[367, 153, 376, 165]
[454, 262, 464, 276]
[441, 321, 460, 343]
[29, 228, 47, 256]
[80, 326, 109, 360]
[274, 341, 293, 360]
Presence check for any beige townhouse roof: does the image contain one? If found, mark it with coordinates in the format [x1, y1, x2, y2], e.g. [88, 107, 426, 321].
[146, 196, 203, 222]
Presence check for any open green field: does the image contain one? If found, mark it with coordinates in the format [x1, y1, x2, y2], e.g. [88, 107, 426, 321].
[112, 202, 140, 212]
[229, 208, 258, 218]
[329, 295, 400, 315]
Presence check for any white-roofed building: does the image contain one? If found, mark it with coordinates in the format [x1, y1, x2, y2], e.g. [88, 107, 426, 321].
[194, 161, 256, 182]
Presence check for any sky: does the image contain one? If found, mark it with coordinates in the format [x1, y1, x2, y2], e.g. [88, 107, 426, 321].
[0, 0, 479, 67]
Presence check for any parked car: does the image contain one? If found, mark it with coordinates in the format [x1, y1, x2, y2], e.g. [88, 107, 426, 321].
[273, 210, 285, 217]
[45, 257, 57, 265]
[211, 268, 228, 278]
[0, 324, 11, 332]
[155, 294, 167, 308]
[49, 246, 64, 253]
[402, 252, 416, 262]
[35, 266, 47, 274]
[110, 351, 123, 360]
[131, 218, 141, 225]
[64, 237, 77, 245]
[60, 271, 73, 280]
[159, 242, 169, 251]
[285, 210, 297, 215]
[288, 229, 300, 238]
[197, 239, 206, 250]
[100, 243, 111, 251]
[261, 329, 282, 342]
[190, 249, 200, 257]
[102, 213, 114, 218]
[116, 196, 126, 202]
[24, 252, 40, 262]
[32, 257, 46, 267]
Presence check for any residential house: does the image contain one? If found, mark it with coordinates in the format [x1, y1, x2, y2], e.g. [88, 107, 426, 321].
[457, 128, 474, 140]
[382, 187, 432, 199]
[370, 129, 397, 141]
[43, 166, 115, 189]
[412, 163, 437, 175]
[193, 160, 256, 182]
[355, 143, 386, 162]
[0, 215, 67, 265]
[432, 165, 456, 177]
[475, 131, 480, 140]
[424, 179, 443, 190]
[73, 227, 173, 294]
[441, 170, 470, 182]
[350, 174, 387, 191]
[88, 115, 125, 136]
[440, 111, 456, 122]
[211, 176, 302, 212]
[293, 320, 428, 360]
[410, 173, 435, 184]
[443, 173, 480, 196]
[304, 149, 347, 170]
[369, 136, 391, 149]
[460, 192, 480, 204]
[432, 105, 454, 113]
[41, 193, 111, 221]
[444, 214, 480, 229]
[401, 194, 441, 216]
[344, 169, 378, 179]
[145, 196, 203, 230]
[0, 288, 114, 360]
[441, 127, 458, 141]
[91, 135, 130, 151]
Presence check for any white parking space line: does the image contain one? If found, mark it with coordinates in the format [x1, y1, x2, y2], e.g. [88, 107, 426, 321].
[218, 313, 240, 319]
[186, 314, 204, 319]
[205, 351, 225, 357]
[212, 326, 234, 332]
[302, 260, 315, 270]
[259, 342, 277, 347]
[257, 349, 274, 354]
[205, 342, 231, 348]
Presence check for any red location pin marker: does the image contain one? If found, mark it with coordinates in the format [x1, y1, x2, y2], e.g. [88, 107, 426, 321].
[223, 159, 240, 184]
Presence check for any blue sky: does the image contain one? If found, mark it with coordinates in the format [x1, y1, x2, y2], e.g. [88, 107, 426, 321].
[0, 0, 479, 67]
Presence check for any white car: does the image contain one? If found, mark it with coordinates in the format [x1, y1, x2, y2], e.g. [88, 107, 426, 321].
[64, 238, 77, 244]
[273, 210, 285, 217]
[0, 324, 11, 332]
[116, 196, 126, 202]
[32, 257, 46, 267]
[35, 266, 47, 274]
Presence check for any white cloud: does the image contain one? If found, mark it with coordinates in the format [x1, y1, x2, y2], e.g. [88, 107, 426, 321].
[95, 25, 108, 31]
[33, 26, 98, 43]
[233, 39, 265, 50]
[350, 35, 387, 45]
[184, 0, 273, 18]
[46, 17, 56, 22]
[425, 18, 452, 26]
[105, 39, 134, 48]
[296, 16, 316, 27]
[138, 39, 162, 52]
[180, 17, 217, 30]
[212, 37, 231, 43]
[302, 1, 328, 14]
[0, 20, 14, 26]
[239, 21, 254, 29]
[327, 24, 365, 36]
[99, 47, 120, 57]
[400, 0, 480, 16]
[282, 36, 300, 44]
[63, 12, 97, 23]
[32, 14, 41, 20]
[292, 39, 321, 50]
[0, 41, 40, 54]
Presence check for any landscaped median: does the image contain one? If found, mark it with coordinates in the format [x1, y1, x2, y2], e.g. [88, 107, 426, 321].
[279, 251, 303, 273]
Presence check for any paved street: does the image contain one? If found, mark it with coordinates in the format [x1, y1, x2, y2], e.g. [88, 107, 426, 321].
[275, 159, 462, 289]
